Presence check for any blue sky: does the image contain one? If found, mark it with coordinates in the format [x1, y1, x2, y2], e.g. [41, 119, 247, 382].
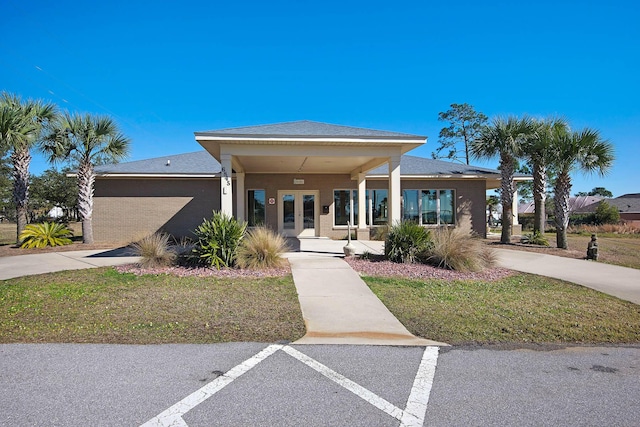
[2, 0, 638, 197]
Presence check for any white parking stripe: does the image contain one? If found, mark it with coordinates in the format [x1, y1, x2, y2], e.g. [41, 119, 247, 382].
[140, 344, 440, 427]
[140, 344, 283, 427]
[281, 345, 406, 420]
[400, 346, 440, 427]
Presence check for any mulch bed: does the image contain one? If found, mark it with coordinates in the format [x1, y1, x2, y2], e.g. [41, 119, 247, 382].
[345, 257, 513, 282]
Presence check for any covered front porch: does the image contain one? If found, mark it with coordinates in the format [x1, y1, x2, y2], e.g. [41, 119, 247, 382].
[195, 121, 425, 239]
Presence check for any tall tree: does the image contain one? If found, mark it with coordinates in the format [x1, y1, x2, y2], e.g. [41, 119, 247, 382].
[30, 168, 78, 220]
[471, 115, 535, 243]
[42, 112, 130, 244]
[575, 187, 614, 198]
[0, 146, 11, 221]
[521, 117, 568, 233]
[432, 103, 488, 165]
[0, 92, 57, 242]
[549, 128, 614, 249]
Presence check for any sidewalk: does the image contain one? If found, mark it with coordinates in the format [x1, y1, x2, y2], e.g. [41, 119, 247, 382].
[283, 238, 444, 345]
[289, 255, 445, 346]
[0, 247, 139, 280]
[494, 248, 640, 305]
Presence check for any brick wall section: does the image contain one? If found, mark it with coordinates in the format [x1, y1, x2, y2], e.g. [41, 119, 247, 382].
[93, 178, 220, 243]
[94, 175, 488, 242]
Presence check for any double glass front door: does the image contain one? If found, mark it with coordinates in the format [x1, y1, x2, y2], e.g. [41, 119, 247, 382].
[278, 190, 318, 237]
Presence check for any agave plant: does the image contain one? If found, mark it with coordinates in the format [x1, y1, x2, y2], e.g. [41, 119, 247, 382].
[192, 211, 247, 269]
[19, 222, 73, 249]
[384, 221, 432, 263]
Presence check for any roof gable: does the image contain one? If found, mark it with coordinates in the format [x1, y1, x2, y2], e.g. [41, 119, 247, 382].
[196, 120, 424, 139]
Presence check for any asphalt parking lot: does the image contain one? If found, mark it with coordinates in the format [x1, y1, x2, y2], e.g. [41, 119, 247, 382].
[1, 343, 638, 426]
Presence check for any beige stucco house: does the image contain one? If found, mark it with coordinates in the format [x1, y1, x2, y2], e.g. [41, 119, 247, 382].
[92, 121, 507, 243]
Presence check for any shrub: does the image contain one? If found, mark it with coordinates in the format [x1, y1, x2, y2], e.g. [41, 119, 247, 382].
[130, 233, 176, 268]
[520, 230, 550, 246]
[425, 226, 495, 272]
[568, 222, 640, 235]
[384, 221, 432, 263]
[193, 211, 247, 269]
[236, 227, 289, 269]
[19, 222, 73, 248]
[594, 201, 620, 225]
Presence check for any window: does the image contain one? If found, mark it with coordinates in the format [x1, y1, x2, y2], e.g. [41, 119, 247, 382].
[247, 190, 265, 226]
[421, 190, 437, 224]
[367, 189, 388, 225]
[439, 189, 455, 225]
[403, 190, 420, 222]
[334, 189, 358, 226]
[402, 189, 455, 226]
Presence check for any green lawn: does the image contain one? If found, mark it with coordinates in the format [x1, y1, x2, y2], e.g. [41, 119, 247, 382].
[560, 233, 640, 269]
[365, 274, 640, 345]
[2, 265, 639, 346]
[0, 268, 305, 344]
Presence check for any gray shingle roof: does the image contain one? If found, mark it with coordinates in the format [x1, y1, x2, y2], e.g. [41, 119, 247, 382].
[608, 194, 640, 213]
[94, 151, 221, 175]
[195, 120, 424, 139]
[571, 194, 640, 214]
[95, 151, 500, 177]
[367, 155, 500, 176]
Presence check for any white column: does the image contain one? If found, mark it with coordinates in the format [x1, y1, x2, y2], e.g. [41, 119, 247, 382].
[388, 155, 401, 226]
[236, 172, 245, 222]
[357, 173, 367, 230]
[220, 154, 233, 217]
[512, 188, 519, 225]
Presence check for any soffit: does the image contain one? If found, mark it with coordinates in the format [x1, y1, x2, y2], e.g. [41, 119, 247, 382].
[195, 121, 426, 175]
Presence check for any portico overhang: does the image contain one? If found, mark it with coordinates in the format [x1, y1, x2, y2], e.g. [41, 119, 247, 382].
[193, 135, 424, 176]
[194, 120, 426, 227]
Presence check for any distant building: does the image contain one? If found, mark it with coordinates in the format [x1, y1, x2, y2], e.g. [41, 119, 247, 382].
[609, 194, 640, 224]
[519, 195, 604, 217]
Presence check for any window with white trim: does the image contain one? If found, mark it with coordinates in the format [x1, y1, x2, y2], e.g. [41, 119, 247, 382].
[402, 189, 455, 226]
[247, 189, 266, 226]
[334, 189, 358, 226]
[365, 189, 388, 226]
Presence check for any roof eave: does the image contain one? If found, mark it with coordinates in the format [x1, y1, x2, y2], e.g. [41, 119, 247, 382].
[94, 173, 221, 178]
[194, 134, 425, 144]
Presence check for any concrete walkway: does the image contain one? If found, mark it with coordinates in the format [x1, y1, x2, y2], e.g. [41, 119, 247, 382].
[495, 248, 640, 305]
[0, 247, 139, 280]
[289, 255, 445, 346]
[284, 238, 443, 345]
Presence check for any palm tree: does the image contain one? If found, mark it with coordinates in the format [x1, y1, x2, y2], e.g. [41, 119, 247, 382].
[471, 115, 536, 243]
[0, 92, 57, 242]
[42, 112, 130, 244]
[549, 128, 614, 249]
[521, 117, 568, 234]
